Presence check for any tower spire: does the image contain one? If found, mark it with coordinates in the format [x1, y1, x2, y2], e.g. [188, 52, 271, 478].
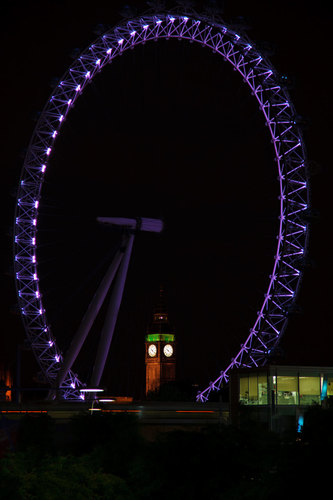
[147, 285, 174, 339]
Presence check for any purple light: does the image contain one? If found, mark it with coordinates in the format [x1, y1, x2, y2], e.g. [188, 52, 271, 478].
[14, 11, 308, 404]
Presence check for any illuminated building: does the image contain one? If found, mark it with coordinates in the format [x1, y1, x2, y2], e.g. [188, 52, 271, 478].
[230, 365, 333, 433]
[145, 287, 176, 396]
[0, 365, 13, 401]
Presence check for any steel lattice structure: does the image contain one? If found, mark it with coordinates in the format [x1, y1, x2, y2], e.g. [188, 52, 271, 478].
[14, 9, 309, 401]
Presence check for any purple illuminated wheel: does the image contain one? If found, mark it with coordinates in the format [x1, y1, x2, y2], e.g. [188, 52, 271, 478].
[14, 9, 309, 400]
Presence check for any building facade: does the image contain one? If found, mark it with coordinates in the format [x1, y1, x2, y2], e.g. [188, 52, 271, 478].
[229, 365, 333, 433]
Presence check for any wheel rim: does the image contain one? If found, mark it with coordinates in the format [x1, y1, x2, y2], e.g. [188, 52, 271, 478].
[14, 11, 309, 400]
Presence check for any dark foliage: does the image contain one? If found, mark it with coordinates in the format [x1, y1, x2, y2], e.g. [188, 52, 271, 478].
[0, 405, 332, 499]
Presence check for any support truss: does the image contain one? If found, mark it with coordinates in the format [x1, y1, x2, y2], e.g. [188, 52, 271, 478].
[14, 9, 309, 400]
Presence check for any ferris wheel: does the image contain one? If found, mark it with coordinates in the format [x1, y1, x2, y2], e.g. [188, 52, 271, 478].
[13, 8, 309, 401]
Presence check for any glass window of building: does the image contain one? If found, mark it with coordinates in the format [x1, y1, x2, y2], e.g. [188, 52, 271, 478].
[249, 375, 258, 404]
[239, 375, 249, 404]
[258, 374, 268, 405]
[276, 376, 298, 405]
[239, 373, 268, 405]
[327, 378, 333, 397]
[299, 376, 321, 405]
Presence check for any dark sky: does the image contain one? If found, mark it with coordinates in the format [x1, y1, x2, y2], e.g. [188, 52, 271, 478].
[1, 0, 332, 398]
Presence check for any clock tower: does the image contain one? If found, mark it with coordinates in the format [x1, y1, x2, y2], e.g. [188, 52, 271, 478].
[145, 286, 176, 396]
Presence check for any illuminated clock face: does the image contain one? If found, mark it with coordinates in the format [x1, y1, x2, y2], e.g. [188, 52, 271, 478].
[148, 344, 157, 357]
[163, 344, 173, 357]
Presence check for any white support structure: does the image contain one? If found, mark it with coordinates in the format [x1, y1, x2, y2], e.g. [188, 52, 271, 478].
[56, 217, 162, 393]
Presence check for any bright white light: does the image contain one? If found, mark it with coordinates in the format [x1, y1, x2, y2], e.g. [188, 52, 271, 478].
[118, 39, 124, 45]
[95, 59, 101, 65]
[32, 237, 36, 246]
[48, 340, 54, 347]
[35, 200, 39, 209]
[33, 273, 37, 280]
[183, 16, 188, 21]
[41, 164, 46, 173]
[67, 99, 72, 106]
[156, 19, 162, 25]
[59, 115, 64, 122]
[107, 48, 112, 54]
[75, 84, 81, 92]
[33, 219, 37, 226]
[143, 24, 149, 30]
[55, 355, 60, 362]
[71, 382, 75, 389]
[130, 31, 136, 36]
[46, 147, 51, 156]
[79, 388, 104, 393]
[169, 16, 175, 22]
[85, 71, 91, 78]
[32, 255, 36, 263]
[52, 130, 58, 138]
[35, 291, 40, 298]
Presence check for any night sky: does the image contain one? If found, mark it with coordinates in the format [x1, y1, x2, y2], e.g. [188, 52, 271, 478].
[1, 0, 332, 399]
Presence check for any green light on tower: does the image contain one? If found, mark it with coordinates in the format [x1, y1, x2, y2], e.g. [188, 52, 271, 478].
[145, 333, 175, 343]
